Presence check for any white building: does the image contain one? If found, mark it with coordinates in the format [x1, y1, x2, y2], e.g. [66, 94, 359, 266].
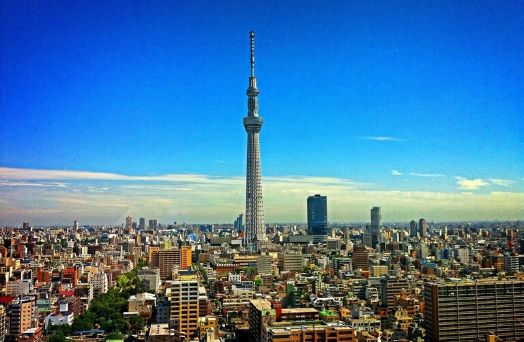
[90, 272, 108, 296]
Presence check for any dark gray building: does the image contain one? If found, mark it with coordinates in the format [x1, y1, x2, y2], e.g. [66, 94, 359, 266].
[307, 194, 328, 236]
[370, 207, 381, 248]
[409, 220, 418, 238]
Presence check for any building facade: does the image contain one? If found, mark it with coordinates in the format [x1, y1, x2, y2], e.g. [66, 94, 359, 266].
[307, 195, 328, 237]
[171, 280, 200, 339]
[423, 279, 524, 341]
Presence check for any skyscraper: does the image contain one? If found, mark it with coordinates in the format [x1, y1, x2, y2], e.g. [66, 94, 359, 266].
[370, 207, 381, 248]
[243, 31, 265, 248]
[409, 220, 418, 238]
[419, 218, 427, 238]
[139, 217, 145, 230]
[307, 194, 328, 237]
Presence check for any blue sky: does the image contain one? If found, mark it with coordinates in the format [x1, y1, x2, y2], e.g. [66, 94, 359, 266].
[0, 1, 523, 224]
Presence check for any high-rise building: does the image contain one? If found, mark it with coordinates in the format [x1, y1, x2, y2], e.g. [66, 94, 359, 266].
[158, 249, 177, 280]
[257, 254, 273, 275]
[282, 253, 304, 273]
[243, 31, 265, 248]
[8, 298, 34, 338]
[353, 246, 369, 271]
[423, 279, 524, 341]
[370, 207, 381, 248]
[249, 299, 275, 342]
[307, 194, 328, 237]
[234, 214, 244, 231]
[148, 219, 158, 230]
[380, 276, 409, 311]
[419, 218, 427, 238]
[73, 220, 79, 231]
[125, 216, 132, 232]
[171, 280, 200, 339]
[409, 220, 418, 238]
[174, 246, 192, 270]
[154, 247, 192, 280]
[139, 217, 146, 230]
[0, 305, 6, 342]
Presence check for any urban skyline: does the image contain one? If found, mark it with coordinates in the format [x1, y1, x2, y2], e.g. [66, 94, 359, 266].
[1, 1, 523, 225]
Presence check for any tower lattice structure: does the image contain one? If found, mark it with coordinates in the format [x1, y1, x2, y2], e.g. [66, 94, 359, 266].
[243, 31, 265, 247]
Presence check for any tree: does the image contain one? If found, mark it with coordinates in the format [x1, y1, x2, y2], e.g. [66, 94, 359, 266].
[49, 332, 66, 342]
[107, 332, 124, 340]
[128, 315, 145, 333]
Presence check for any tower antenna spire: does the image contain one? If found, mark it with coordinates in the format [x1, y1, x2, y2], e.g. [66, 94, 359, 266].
[250, 31, 255, 77]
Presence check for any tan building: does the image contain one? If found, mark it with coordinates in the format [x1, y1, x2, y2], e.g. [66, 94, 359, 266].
[371, 265, 388, 277]
[147, 323, 175, 342]
[264, 323, 356, 342]
[282, 254, 303, 273]
[8, 298, 34, 337]
[128, 292, 156, 321]
[198, 316, 218, 340]
[171, 280, 200, 339]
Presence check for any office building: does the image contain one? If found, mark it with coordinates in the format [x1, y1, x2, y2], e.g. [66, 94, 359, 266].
[234, 214, 244, 231]
[158, 249, 177, 280]
[419, 218, 427, 238]
[139, 217, 146, 230]
[282, 253, 304, 273]
[257, 254, 273, 275]
[126, 216, 132, 229]
[380, 276, 410, 311]
[409, 220, 417, 238]
[249, 299, 275, 342]
[8, 298, 34, 337]
[353, 246, 369, 271]
[307, 194, 328, 237]
[0, 305, 6, 342]
[174, 246, 192, 270]
[423, 279, 524, 341]
[369, 206, 381, 248]
[264, 324, 355, 342]
[171, 280, 200, 339]
[149, 219, 158, 230]
[243, 31, 266, 248]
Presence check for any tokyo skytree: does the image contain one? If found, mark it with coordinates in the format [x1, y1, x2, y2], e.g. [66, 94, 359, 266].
[243, 31, 265, 248]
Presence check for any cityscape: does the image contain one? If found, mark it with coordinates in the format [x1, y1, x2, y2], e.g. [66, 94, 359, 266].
[0, 2, 523, 342]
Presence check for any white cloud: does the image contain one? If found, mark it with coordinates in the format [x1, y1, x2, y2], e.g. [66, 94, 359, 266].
[0, 167, 522, 225]
[360, 136, 402, 141]
[0, 180, 68, 188]
[391, 170, 403, 176]
[409, 172, 445, 178]
[488, 179, 515, 187]
[455, 176, 489, 190]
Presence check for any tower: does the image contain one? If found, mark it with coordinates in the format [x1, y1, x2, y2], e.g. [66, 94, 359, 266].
[307, 194, 328, 238]
[244, 31, 265, 247]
